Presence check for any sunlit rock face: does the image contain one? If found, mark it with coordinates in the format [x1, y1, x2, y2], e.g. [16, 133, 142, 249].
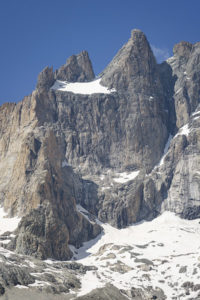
[0, 29, 200, 262]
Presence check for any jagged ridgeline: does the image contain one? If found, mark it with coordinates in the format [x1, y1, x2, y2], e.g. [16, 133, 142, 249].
[0, 29, 200, 260]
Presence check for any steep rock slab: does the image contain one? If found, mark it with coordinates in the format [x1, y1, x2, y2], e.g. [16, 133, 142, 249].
[141, 41, 200, 219]
[167, 41, 200, 128]
[0, 91, 101, 260]
[36, 66, 55, 91]
[100, 29, 169, 172]
[50, 30, 168, 177]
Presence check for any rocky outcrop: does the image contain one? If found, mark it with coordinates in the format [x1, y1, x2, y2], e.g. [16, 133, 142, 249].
[76, 284, 166, 300]
[36, 66, 55, 90]
[77, 284, 128, 300]
[0, 248, 97, 299]
[55, 50, 95, 82]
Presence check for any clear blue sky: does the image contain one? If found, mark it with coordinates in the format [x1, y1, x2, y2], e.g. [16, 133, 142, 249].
[0, 0, 200, 104]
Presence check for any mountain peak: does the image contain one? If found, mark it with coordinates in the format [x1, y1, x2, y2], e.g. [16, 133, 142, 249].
[131, 28, 146, 39]
[36, 66, 55, 91]
[100, 29, 156, 91]
[173, 41, 193, 58]
[55, 50, 95, 82]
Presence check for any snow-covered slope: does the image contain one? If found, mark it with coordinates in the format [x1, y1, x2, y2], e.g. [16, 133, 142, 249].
[0, 205, 200, 299]
[0, 207, 20, 234]
[69, 207, 200, 299]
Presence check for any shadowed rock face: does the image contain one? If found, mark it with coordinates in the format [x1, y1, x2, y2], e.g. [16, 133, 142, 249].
[0, 29, 200, 258]
[167, 41, 200, 128]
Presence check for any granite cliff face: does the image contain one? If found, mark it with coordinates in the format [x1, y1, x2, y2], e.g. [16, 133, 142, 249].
[0, 29, 200, 261]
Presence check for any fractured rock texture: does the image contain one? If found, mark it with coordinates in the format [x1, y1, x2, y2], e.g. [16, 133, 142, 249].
[0, 29, 200, 258]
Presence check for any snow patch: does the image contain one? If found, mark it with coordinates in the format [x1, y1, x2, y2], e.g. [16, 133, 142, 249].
[100, 175, 105, 180]
[101, 186, 110, 191]
[0, 207, 21, 235]
[166, 56, 176, 64]
[113, 170, 139, 183]
[76, 204, 94, 223]
[78, 271, 105, 296]
[25, 260, 36, 268]
[192, 110, 200, 117]
[51, 79, 116, 95]
[16, 285, 28, 289]
[175, 123, 190, 137]
[29, 280, 51, 287]
[44, 259, 55, 265]
[175, 88, 182, 95]
[193, 116, 200, 121]
[0, 239, 11, 244]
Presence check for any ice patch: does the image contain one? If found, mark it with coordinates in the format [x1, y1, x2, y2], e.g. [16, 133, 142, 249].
[0, 207, 21, 235]
[113, 170, 139, 183]
[51, 79, 116, 95]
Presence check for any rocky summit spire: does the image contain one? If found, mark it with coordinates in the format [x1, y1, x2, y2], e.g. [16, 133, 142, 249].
[100, 29, 157, 91]
[173, 41, 193, 61]
[131, 28, 146, 40]
[36, 66, 55, 91]
[55, 50, 95, 82]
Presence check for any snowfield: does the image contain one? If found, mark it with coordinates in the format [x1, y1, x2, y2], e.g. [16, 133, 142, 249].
[51, 78, 116, 95]
[0, 205, 199, 299]
[0, 207, 21, 235]
[70, 207, 200, 299]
